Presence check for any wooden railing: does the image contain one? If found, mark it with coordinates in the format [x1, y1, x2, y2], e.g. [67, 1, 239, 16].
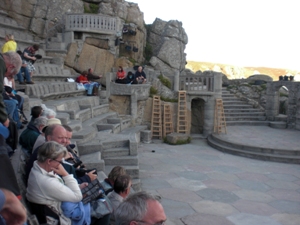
[65, 14, 117, 34]
[179, 75, 215, 92]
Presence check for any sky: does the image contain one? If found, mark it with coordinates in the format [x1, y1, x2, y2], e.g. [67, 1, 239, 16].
[130, 0, 300, 71]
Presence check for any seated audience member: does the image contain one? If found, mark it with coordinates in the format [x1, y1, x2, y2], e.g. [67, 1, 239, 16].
[87, 68, 102, 81]
[76, 70, 99, 95]
[3, 98, 23, 129]
[16, 50, 34, 84]
[107, 174, 132, 222]
[133, 66, 146, 84]
[32, 117, 61, 151]
[22, 44, 39, 79]
[26, 141, 110, 225]
[115, 66, 127, 84]
[0, 188, 27, 225]
[26, 141, 83, 224]
[124, 71, 135, 85]
[28, 105, 43, 125]
[114, 191, 167, 225]
[101, 166, 127, 195]
[1, 34, 17, 53]
[19, 116, 47, 157]
[3, 74, 26, 123]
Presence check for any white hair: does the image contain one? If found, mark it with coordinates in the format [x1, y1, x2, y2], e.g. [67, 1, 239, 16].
[41, 104, 57, 119]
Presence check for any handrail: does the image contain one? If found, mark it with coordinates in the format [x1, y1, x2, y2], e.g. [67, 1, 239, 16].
[65, 14, 117, 34]
[179, 75, 215, 92]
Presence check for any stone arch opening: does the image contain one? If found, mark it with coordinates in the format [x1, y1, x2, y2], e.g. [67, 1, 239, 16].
[191, 98, 205, 134]
[278, 86, 289, 115]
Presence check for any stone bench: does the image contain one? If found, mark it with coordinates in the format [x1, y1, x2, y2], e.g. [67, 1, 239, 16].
[32, 64, 77, 82]
[45, 96, 103, 122]
[25, 82, 86, 101]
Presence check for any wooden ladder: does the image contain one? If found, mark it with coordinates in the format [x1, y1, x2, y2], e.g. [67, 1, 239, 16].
[151, 95, 162, 139]
[177, 91, 188, 134]
[214, 98, 227, 134]
[163, 103, 174, 138]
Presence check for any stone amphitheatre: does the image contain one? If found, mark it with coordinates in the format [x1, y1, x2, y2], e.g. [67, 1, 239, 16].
[1, 1, 300, 224]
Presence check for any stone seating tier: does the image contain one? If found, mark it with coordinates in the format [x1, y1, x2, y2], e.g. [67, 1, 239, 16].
[25, 82, 86, 101]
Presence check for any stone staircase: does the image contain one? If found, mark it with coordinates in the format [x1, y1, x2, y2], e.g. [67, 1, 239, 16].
[222, 88, 269, 126]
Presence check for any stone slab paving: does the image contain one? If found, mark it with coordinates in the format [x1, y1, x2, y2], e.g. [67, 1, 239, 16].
[138, 126, 300, 225]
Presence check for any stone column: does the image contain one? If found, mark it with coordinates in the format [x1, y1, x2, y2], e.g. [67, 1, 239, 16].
[265, 83, 278, 121]
[203, 96, 215, 137]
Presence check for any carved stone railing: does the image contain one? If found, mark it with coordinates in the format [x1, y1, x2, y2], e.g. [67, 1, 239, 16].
[179, 75, 215, 92]
[65, 14, 117, 34]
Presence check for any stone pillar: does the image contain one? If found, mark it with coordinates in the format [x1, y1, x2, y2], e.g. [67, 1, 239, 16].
[265, 83, 279, 121]
[174, 70, 179, 92]
[203, 96, 215, 137]
[213, 73, 223, 96]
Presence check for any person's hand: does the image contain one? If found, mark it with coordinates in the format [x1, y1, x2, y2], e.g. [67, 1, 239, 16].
[0, 189, 27, 225]
[87, 170, 97, 181]
[64, 152, 73, 160]
[3, 118, 9, 127]
[32, 56, 36, 61]
[79, 182, 88, 190]
[51, 163, 68, 177]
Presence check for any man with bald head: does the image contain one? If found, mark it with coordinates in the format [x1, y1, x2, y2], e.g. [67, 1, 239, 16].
[114, 191, 167, 225]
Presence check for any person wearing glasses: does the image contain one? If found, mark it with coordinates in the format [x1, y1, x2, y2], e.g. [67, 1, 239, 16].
[114, 191, 167, 225]
[26, 141, 84, 224]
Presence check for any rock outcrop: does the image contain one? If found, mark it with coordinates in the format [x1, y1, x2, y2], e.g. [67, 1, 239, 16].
[148, 18, 188, 81]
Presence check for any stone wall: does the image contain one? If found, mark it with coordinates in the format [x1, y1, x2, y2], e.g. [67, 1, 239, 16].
[266, 81, 300, 129]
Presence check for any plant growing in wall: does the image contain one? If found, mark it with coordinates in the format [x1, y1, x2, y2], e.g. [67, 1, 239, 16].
[158, 74, 171, 89]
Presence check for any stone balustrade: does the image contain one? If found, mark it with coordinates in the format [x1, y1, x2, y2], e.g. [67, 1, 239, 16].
[65, 14, 117, 34]
[179, 75, 215, 92]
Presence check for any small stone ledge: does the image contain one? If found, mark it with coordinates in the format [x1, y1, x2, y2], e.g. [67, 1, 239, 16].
[269, 121, 287, 129]
[165, 133, 191, 145]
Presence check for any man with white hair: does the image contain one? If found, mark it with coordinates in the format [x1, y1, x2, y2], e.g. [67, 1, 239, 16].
[19, 116, 48, 157]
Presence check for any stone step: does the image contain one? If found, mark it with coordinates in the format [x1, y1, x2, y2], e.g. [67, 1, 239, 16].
[207, 134, 300, 164]
[223, 104, 253, 109]
[83, 112, 118, 128]
[221, 94, 235, 98]
[67, 120, 82, 132]
[77, 140, 102, 156]
[102, 147, 129, 158]
[97, 123, 121, 134]
[225, 112, 265, 117]
[269, 121, 287, 129]
[56, 112, 70, 124]
[222, 100, 248, 105]
[79, 151, 105, 171]
[104, 155, 138, 166]
[225, 116, 266, 121]
[104, 165, 139, 179]
[275, 115, 288, 122]
[102, 139, 130, 151]
[226, 121, 270, 126]
[72, 127, 97, 144]
[224, 108, 263, 113]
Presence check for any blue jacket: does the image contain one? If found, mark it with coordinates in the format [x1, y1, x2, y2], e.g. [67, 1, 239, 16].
[61, 201, 91, 225]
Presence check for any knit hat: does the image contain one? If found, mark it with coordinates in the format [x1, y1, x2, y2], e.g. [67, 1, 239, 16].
[42, 118, 61, 133]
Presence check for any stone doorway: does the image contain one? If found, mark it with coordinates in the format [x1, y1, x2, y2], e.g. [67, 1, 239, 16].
[191, 98, 205, 134]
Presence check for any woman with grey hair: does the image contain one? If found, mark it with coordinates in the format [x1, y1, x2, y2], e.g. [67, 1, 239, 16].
[26, 141, 84, 225]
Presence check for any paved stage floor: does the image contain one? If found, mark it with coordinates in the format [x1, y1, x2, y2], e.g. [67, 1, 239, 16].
[138, 126, 300, 225]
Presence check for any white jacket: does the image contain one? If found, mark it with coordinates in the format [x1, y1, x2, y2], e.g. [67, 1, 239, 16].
[26, 161, 83, 224]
